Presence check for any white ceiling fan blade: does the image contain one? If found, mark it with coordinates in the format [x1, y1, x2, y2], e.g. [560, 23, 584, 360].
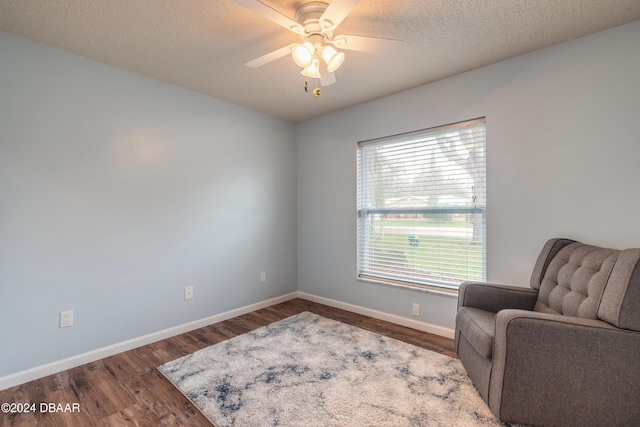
[233, 0, 304, 34]
[245, 44, 295, 68]
[320, 0, 362, 31]
[321, 71, 336, 87]
[332, 35, 403, 53]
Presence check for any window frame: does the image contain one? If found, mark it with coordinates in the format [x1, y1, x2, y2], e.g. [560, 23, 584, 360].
[356, 118, 486, 294]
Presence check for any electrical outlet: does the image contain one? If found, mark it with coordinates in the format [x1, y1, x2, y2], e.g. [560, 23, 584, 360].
[184, 286, 194, 301]
[260, 272, 266, 283]
[60, 310, 73, 328]
[412, 303, 420, 317]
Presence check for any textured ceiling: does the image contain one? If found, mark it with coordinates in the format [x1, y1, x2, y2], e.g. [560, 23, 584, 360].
[1, 0, 639, 122]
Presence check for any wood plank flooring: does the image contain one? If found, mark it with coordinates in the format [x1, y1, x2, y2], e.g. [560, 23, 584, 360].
[0, 298, 455, 426]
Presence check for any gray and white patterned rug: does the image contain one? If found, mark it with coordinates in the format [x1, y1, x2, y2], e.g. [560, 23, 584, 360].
[158, 311, 503, 427]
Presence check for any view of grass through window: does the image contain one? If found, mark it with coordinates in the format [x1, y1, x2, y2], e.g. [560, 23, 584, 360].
[369, 216, 483, 284]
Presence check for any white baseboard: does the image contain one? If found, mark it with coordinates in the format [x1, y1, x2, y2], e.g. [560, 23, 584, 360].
[0, 292, 298, 391]
[1, 291, 454, 391]
[297, 292, 456, 340]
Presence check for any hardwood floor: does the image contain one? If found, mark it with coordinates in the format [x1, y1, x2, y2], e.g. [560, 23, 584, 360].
[0, 298, 455, 426]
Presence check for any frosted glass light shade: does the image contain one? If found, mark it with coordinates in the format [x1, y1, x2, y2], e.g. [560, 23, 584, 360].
[291, 42, 314, 67]
[301, 59, 321, 78]
[322, 46, 345, 72]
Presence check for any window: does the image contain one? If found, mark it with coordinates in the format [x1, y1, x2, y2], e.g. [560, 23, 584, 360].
[357, 118, 486, 292]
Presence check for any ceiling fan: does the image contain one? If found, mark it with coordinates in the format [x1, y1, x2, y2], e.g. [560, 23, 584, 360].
[233, 0, 402, 97]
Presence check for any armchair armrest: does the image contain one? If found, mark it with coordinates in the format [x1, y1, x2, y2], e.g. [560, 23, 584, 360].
[458, 281, 538, 313]
[489, 310, 640, 426]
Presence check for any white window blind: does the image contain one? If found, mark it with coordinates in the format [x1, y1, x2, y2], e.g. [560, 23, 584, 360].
[357, 118, 486, 291]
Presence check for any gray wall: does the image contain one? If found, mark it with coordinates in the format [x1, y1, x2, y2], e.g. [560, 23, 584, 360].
[296, 21, 640, 331]
[0, 33, 297, 377]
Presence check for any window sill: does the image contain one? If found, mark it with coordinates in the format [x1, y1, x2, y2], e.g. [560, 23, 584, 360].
[357, 275, 459, 298]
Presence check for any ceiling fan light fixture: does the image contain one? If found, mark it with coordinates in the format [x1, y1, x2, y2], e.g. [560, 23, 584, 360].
[291, 42, 314, 67]
[301, 58, 321, 78]
[322, 45, 345, 72]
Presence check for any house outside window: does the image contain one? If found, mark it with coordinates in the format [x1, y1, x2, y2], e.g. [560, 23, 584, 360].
[356, 118, 486, 293]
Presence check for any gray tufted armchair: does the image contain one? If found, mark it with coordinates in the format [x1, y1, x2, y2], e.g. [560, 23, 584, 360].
[455, 238, 640, 426]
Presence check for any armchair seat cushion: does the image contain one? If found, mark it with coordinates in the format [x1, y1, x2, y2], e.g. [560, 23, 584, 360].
[456, 307, 496, 358]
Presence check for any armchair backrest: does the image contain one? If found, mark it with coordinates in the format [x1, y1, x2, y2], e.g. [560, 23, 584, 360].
[530, 238, 640, 331]
[531, 238, 619, 319]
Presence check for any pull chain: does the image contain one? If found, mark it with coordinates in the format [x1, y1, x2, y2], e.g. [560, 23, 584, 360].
[313, 75, 321, 98]
[303, 78, 321, 98]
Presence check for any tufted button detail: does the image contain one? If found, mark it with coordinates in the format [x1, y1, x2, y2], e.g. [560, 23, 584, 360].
[534, 243, 619, 319]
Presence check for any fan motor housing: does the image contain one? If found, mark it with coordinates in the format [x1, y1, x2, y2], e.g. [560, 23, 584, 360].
[296, 1, 330, 34]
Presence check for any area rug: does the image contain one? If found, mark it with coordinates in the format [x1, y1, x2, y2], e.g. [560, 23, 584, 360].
[158, 312, 504, 427]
